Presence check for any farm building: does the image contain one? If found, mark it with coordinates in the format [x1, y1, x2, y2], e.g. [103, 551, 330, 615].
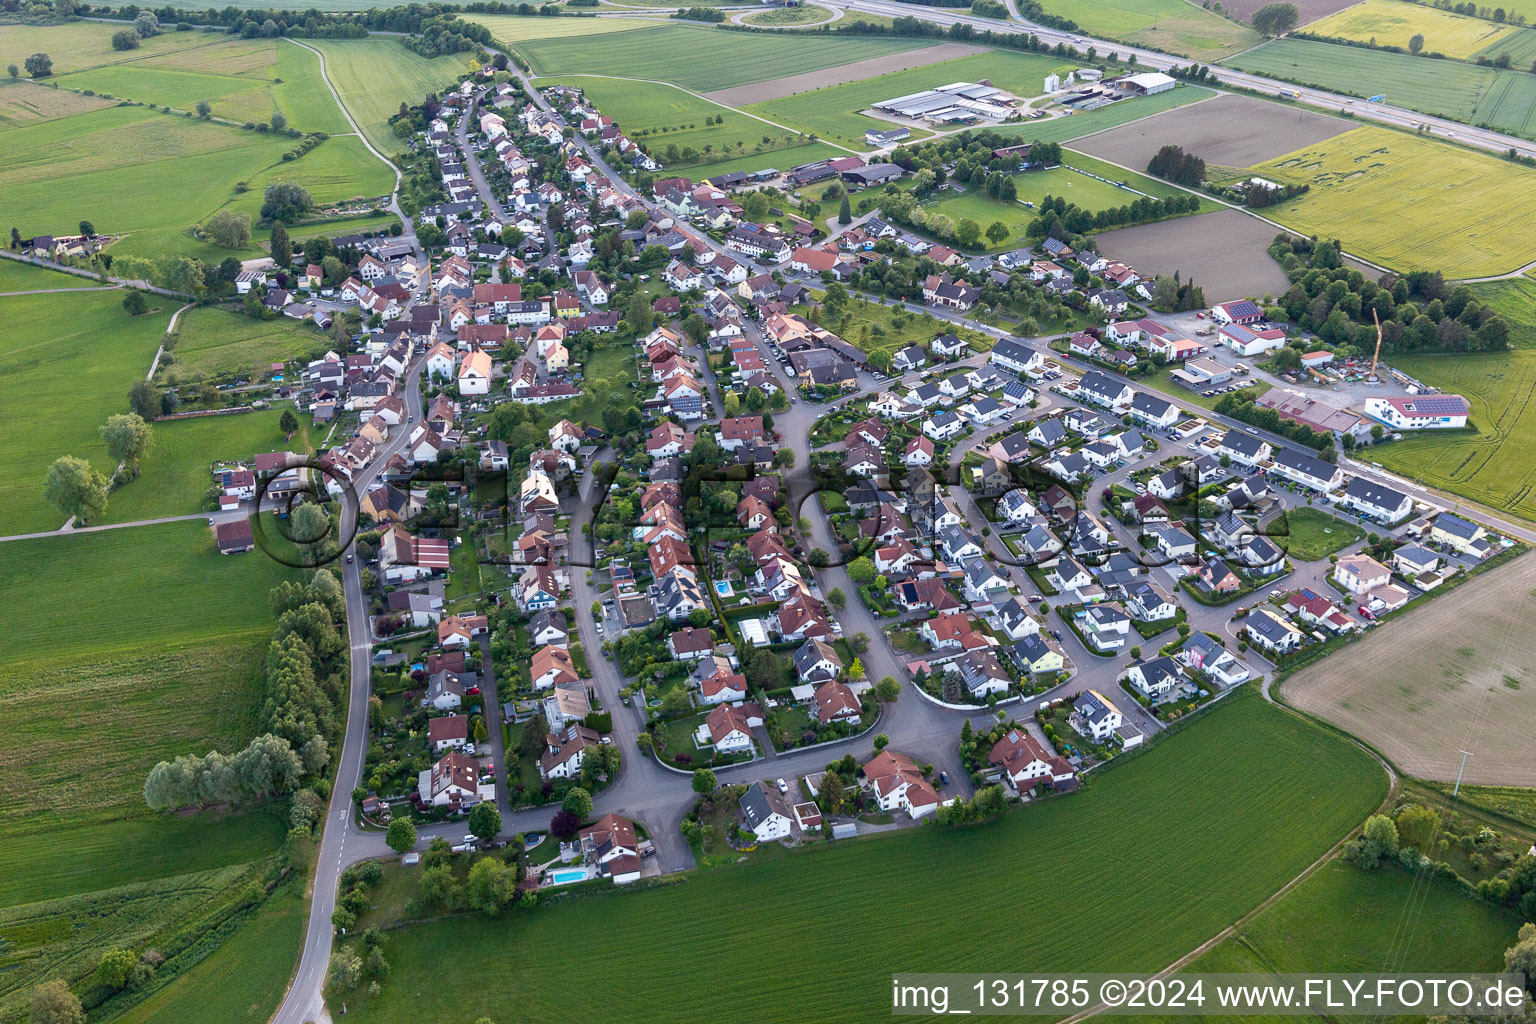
[874, 82, 1017, 124]
[1122, 72, 1176, 95]
[865, 127, 911, 147]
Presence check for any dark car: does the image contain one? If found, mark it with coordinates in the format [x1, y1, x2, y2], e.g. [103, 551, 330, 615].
[939, 771, 950, 785]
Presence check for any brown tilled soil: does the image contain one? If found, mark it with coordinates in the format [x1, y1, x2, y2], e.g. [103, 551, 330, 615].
[699, 43, 986, 107]
[1092, 209, 1295, 298]
[1219, 0, 1360, 27]
[1073, 93, 1353, 170]
[1284, 552, 1536, 787]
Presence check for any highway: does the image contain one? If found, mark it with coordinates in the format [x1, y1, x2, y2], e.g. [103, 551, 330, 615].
[820, 0, 1536, 163]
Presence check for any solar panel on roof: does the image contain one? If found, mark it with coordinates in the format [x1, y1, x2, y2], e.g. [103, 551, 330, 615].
[1400, 396, 1468, 416]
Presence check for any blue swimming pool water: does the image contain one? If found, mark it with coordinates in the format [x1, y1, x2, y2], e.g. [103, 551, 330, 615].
[714, 580, 734, 597]
[548, 868, 589, 885]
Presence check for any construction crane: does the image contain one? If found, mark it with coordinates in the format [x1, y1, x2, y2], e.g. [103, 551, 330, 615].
[1369, 308, 1384, 381]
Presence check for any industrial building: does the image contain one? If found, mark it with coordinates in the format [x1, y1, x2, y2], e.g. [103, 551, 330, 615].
[873, 82, 1017, 125]
[1122, 72, 1176, 95]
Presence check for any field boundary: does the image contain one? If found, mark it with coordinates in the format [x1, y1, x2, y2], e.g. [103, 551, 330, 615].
[533, 71, 864, 153]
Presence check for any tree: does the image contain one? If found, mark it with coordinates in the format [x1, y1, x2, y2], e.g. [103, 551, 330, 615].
[28, 980, 84, 1024]
[562, 786, 593, 820]
[468, 802, 502, 840]
[549, 807, 581, 838]
[826, 586, 846, 609]
[260, 182, 314, 223]
[135, 11, 161, 36]
[385, 817, 416, 853]
[329, 947, 363, 990]
[270, 221, 291, 266]
[122, 289, 149, 316]
[820, 770, 845, 813]
[877, 676, 901, 702]
[44, 456, 109, 525]
[1506, 923, 1536, 993]
[985, 220, 1009, 245]
[742, 191, 770, 221]
[465, 857, 515, 915]
[112, 29, 141, 50]
[24, 53, 53, 78]
[838, 194, 852, 225]
[100, 413, 154, 475]
[692, 768, 717, 796]
[955, 218, 982, 249]
[1249, 2, 1298, 35]
[128, 379, 161, 419]
[279, 409, 299, 437]
[78, 221, 94, 238]
[96, 950, 137, 991]
[271, 111, 288, 131]
[6, 66, 17, 80]
[873, 733, 889, 750]
[196, 99, 212, 117]
[1395, 804, 1440, 850]
[1409, 32, 1425, 53]
[205, 209, 252, 249]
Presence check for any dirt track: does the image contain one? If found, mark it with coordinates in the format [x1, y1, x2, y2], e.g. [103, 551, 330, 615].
[1284, 552, 1536, 787]
[1074, 93, 1353, 170]
[700, 42, 985, 107]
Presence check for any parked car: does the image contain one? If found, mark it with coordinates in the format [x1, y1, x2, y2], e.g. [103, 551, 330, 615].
[775, 778, 788, 793]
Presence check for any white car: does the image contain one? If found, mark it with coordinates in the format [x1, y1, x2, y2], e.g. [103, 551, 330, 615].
[776, 778, 788, 793]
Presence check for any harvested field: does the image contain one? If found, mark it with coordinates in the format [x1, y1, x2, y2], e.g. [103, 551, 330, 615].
[1073, 93, 1351, 169]
[1091, 209, 1293, 298]
[701, 42, 984, 107]
[1284, 553, 1536, 787]
[1220, 0, 1358, 25]
[0, 81, 113, 130]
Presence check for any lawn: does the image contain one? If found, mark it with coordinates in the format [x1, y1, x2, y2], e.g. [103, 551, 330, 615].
[100, 404, 312, 523]
[1373, 349, 1536, 520]
[515, 24, 928, 92]
[336, 687, 1388, 1022]
[158, 304, 330, 384]
[744, 50, 1076, 149]
[1030, 0, 1261, 61]
[1274, 505, 1363, 561]
[540, 76, 822, 170]
[1251, 126, 1536, 276]
[0, 287, 170, 535]
[304, 37, 472, 158]
[913, 149, 1214, 250]
[0, 103, 393, 260]
[795, 291, 993, 359]
[1306, 0, 1528, 60]
[1224, 37, 1536, 139]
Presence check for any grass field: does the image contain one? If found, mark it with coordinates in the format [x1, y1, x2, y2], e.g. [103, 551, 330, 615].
[0, 102, 393, 259]
[1274, 505, 1364, 561]
[799, 292, 993, 359]
[0, 256, 110, 291]
[744, 50, 1075, 149]
[1251, 126, 1536, 276]
[1307, 0, 1525, 60]
[912, 149, 1213, 250]
[0, 79, 113, 129]
[1033, 0, 1261, 60]
[468, 12, 659, 44]
[516, 24, 927, 92]
[0, 287, 170, 535]
[111, 879, 308, 1024]
[305, 37, 471, 158]
[1471, 275, 1536, 350]
[1373, 350, 1536, 519]
[1285, 551, 1536, 786]
[337, 688, 1386, 1022]
[541, 76, 827, 168]
[1425, 782, 1536, 829]
[684, 140, 850, 180]
[159, 304, 330, 384]
[1224, 37, 1536, 139]
[101, 405, 314, 523]
[0, 20, 229, 76]
[1115, 858, 1521, 1024]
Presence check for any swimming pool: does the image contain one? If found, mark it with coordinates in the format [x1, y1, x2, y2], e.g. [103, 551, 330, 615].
[547, 868, 590, 886]
[714, 580, 734, 598]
